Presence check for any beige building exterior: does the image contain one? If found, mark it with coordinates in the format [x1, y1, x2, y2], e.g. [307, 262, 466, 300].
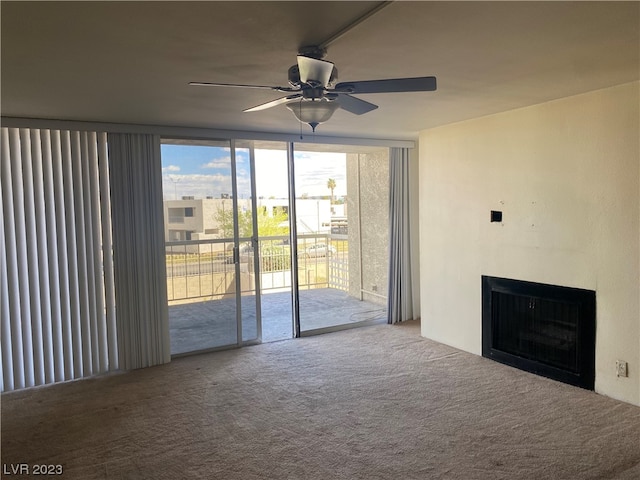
[164, 197, 334, 253]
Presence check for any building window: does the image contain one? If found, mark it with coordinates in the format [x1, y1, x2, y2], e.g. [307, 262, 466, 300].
[168, 208, 184, 224]
[185, 207, 194, 217]
[168, 230, 183, 241]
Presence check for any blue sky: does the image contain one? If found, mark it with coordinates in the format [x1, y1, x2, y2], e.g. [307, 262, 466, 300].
[161, 144, 347, 200]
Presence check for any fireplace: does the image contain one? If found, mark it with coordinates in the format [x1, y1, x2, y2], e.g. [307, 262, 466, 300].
[482, 276, 595, 390]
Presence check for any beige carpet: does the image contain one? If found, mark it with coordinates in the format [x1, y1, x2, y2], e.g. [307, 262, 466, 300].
[2, 321, 639, 479]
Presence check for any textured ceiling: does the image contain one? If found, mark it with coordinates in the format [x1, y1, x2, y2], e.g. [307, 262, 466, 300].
[2, 1, 638, 141]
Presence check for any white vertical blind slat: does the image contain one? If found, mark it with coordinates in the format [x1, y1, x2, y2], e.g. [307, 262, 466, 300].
[52, 130, 75, 380]
[61, 131, 83, 378]
[80, 132, 100, 373]
[41, 130, 65, 382]
[87, 133, 107, 373]
[30, 129, 55, 384]
[0, 169, 15, 391]
[70, 131, 93, 376]
[1, 128, 21, 391]
[98, 133, 118, 371]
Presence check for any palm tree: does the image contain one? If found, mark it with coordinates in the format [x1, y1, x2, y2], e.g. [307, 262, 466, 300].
[327, 178, 336, 204]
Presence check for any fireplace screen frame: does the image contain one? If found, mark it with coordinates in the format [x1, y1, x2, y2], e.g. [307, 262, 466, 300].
[482, 276, 596, 390]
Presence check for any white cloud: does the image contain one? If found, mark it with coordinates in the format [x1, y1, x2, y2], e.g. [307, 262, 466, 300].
[162, 165, 180, 172]
[163, 150, 348, 200]
[201, 157, 232, 169]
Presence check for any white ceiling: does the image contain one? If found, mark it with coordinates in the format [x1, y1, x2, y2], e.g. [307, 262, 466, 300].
[2, 1, 638, 141]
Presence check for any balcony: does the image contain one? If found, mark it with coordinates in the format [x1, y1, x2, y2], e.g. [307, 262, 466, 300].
[165, 235, 386, 354]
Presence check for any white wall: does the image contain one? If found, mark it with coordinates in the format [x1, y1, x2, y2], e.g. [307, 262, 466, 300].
[419, 82, 639, 405]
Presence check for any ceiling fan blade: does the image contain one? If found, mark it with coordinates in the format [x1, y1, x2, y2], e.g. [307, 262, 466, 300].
[329, 93, 378, 115]
[243, 94, 303, 112]
[189, 81, 296, 92]
[334, 76, 437, 94]
[297, 56, 335, 87]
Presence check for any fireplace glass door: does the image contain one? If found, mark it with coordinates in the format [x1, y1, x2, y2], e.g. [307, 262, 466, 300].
[482, 276, 595, 390]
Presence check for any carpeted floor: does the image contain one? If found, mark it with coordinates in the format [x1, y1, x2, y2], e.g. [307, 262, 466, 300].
[2, 321, 639, 479]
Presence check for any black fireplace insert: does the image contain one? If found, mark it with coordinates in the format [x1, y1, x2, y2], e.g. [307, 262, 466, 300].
[482, 276, 595, 390]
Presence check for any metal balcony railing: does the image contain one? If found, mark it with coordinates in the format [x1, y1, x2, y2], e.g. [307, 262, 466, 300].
[165, 235, 348, 303]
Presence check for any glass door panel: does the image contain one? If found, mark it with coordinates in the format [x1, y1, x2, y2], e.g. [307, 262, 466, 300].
[234, 141, 260, 343]
[294, 144, 389, 334]
[161, 139, 241, 354]
[252, 141, 294, 342]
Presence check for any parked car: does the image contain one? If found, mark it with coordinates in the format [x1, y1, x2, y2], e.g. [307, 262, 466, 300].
[304, 243, 336, 258]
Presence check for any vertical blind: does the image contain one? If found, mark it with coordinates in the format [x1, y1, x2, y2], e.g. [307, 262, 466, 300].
[1, 128, 118, 391]
[108, 133, 170, 370]
[387, 147, 414, 324]
[1, 128, 171, 392]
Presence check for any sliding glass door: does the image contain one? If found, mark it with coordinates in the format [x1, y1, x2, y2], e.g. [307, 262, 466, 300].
[161, 139, 260, 354]
[161, 138, 390, 354]
[293, 143, 389, 335]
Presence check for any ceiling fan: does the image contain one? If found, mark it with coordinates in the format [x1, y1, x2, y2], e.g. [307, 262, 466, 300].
[190, 46, 437, 132]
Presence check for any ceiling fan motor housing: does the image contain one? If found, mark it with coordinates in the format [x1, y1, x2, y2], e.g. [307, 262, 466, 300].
[288, 63, 338, 88]
[301, 87, 327, 100]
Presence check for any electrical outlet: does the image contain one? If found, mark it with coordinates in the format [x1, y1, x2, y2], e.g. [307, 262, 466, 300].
[616, 360, 628, 378]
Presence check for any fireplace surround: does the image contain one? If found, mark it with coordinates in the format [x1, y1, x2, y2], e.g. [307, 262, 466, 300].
[482, 276, 596, 390]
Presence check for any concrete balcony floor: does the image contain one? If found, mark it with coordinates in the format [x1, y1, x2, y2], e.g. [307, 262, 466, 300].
[169, 288, 387, 355]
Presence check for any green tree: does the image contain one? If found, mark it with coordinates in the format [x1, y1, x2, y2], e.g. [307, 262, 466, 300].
[327, 178, 336, 204]
[255, 207, 290, 237]
[214, 206, 289, 238]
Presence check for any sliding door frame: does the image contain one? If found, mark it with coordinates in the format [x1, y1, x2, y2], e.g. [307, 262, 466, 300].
[286, 142, 301, 338]
[247, 142, 263, 343]
[233, 140, 263, 346]
[229, 140, 243, 346]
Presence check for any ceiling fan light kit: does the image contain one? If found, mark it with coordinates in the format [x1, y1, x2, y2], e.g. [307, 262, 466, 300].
[286, 99, 340, 132]
[190, 46, 436, 132]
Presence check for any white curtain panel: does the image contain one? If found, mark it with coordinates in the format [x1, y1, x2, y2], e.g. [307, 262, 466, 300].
[387, 147, 414, 324]
[0, 128, 117, 391]
[108, 133, 170, 370]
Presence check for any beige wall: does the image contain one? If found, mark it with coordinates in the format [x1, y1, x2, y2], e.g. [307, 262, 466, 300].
[419, 82, 640, 405]
[347, 151, 390, 306]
